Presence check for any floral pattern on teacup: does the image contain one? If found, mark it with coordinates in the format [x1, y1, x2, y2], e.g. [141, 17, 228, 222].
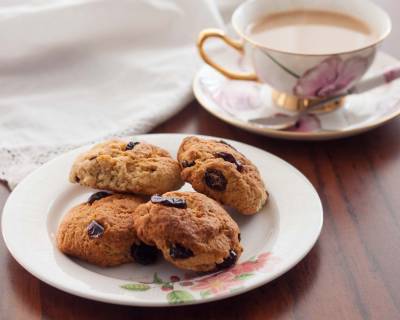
[293, 56, 369, 98]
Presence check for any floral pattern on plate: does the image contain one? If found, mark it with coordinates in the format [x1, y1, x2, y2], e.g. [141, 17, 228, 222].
[121, 252, 279, 304]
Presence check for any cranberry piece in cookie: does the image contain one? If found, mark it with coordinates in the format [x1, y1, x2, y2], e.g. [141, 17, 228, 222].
[125, 141, 140, 151]
[169, 243, 194, 259]
[88, 191, 111, 205]
[87, 220, 104, 239]
[204, 168, 227, 191]
[216, 250, 238, 270]
[150, 195, 187, 209]
[215, 152, 243, 172]
[131, 243, 159, 265]
[181, 160, 195, 168]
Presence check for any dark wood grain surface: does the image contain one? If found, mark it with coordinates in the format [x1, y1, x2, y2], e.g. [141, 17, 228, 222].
[1, 1, 400, 319]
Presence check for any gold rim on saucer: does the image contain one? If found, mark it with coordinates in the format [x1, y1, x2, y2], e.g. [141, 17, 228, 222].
[271, 90, 345, 113]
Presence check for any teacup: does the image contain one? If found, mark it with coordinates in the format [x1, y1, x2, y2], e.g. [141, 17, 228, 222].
[197, 0, 391, 112]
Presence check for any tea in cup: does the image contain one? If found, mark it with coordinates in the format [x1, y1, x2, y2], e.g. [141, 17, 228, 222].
[198, 0, 391, 112]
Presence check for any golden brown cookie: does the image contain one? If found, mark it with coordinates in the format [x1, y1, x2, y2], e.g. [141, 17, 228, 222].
[133, 191, 243, 272]
[56, 192, 156, 267]
[70, 140, 184, 195]
[177, 136, 268, 215]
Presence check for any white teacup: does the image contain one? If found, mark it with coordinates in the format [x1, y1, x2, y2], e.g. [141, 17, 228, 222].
[197, 0, 391, 111]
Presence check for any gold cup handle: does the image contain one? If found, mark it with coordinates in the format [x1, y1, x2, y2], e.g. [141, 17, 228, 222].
[197, 28, 258, 81]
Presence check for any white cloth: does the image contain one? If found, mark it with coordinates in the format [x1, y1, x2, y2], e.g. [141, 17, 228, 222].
[0, 0, 231, 189]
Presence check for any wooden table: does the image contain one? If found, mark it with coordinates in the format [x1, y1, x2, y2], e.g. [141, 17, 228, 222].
[2, 1, 400, 318]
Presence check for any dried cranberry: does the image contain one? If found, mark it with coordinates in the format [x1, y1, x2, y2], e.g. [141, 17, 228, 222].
[131, 243, 158, 265]
[151, 195, 187, 209]
[161, 285, 173, 291]
[234, 160, 244, 172]
[216, 250, 238, 270]
[125, 141, 140, 151]
[204, 169, 227, 191]
[88, 191, 111, 205]
[215, 152, 243, 172]
[215, 151, 236, 163]
[219, 140, 237, 151]
[87, 220, 104, 239]
[169, 243, 194, 259]
[181, 160, 195, 168]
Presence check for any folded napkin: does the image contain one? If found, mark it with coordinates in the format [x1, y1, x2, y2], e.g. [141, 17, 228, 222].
[0, 0, 228, 188]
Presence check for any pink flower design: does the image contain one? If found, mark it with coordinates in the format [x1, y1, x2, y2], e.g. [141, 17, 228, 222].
[384, 68, 400, 83]
[287, 114, 321, 132]
[208, 81, 262, 113]
[294, 56, 368, 98]
[191, 272, 241, 295]
[230, 252, 271, 275]
[190, 252, 274, 295]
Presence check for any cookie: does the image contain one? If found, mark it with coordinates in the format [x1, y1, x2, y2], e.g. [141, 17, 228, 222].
[177, 136, 268, 215]
[56, 192, 157, 267]
[133, 191, 243, 272]
[69, 139, 184, 195]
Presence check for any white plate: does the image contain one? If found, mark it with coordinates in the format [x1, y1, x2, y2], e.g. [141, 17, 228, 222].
[194, 51, 400, 140]
[2, 134, 323, 306]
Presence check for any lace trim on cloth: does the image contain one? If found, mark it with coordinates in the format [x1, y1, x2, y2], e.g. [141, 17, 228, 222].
[0, 98, 191, 190]
[0, 144, 78, 190]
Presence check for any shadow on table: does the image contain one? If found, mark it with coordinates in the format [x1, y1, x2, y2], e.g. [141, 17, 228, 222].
[6, 243, 320, 320]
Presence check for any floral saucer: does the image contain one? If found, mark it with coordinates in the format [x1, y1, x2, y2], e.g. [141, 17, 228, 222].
[2, 134, 322, 306]
[193, 51, 400, 140]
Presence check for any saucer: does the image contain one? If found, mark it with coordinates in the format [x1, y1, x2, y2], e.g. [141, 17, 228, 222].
[193, 51, 400, 140]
